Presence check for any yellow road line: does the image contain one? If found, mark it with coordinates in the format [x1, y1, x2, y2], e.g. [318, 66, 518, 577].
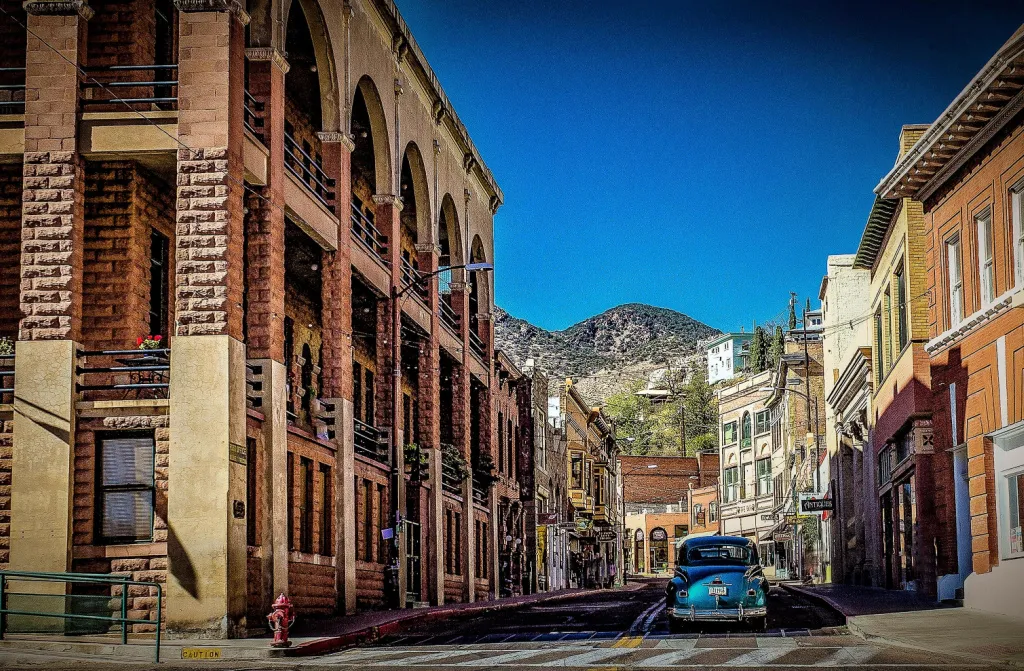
[611, 635, 643, 648]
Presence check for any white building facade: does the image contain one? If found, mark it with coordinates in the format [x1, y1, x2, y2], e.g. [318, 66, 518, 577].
[707, 333, 754, 384]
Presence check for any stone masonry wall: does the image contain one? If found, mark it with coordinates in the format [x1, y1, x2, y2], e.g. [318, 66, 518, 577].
[0, 418, 11, 570]
[0, 164, 22, 339]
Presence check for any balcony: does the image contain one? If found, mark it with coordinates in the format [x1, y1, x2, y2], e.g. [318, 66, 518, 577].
[0, 67, 25, 115]
[354, 418, 388, 465]
[441, 448, 465, 497]
[0, 352, 12, 405]
[401, 256, 429, 303]
[243, 88, 265, 145]
[439, 298, 460, 335]
[472, 477, 489, 507]
[469, 328, 486, 362]
[80, 65, 178, 111]
[284, 132, 335, 212]
[350, 201, 388, 266]
[76, 348, 170, 401]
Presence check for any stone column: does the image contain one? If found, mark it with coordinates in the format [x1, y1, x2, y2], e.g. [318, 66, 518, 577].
[242, 46, 288, 607]
[415, 242, 444, 605]
[8, 1, 91, 609]
[319, 131, 357, 614]
[167, 0, 249, 637]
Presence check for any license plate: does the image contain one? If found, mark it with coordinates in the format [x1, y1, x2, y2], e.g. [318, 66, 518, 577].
[708, 585, 727, 596]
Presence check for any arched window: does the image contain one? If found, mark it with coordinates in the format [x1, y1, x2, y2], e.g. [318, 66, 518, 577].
[709, 501, 719, 522]
[741, 412, 752, 448]
[693, 503, 703, 518]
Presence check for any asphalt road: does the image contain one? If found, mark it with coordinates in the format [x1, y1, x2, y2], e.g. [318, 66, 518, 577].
[0, 581, 1002, 669]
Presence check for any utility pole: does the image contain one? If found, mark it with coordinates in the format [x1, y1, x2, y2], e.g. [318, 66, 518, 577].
[679, 404, 686, 457]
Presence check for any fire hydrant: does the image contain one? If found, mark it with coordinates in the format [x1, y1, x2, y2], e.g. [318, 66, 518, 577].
[267, 594, 295, 648]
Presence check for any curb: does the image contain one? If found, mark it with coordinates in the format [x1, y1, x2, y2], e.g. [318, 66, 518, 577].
[779, 584, 1024, 668]
[286, 583, 646, 657]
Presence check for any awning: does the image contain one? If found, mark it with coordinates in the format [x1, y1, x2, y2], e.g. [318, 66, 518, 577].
[758, 518, 788, 542]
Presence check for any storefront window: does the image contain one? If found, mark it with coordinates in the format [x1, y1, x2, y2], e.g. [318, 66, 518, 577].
[649, 528, 669, 573]
[1008, 472, 1023, 556]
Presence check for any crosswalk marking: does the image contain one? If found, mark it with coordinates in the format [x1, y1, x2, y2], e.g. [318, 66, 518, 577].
[623, 648, 707, 667]
[818, 645, 880, 666]
[452, 648, 559, 666]
[540, 647, 634, 666]
[722, 647, 800, 666]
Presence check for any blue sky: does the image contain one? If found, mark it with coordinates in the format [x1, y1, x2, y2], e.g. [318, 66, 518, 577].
[397, 0, 1024, 332]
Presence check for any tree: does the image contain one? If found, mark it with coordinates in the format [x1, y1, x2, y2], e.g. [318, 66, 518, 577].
[767, 325, 784, 372]
[680, 360, 718, 454]
[788, 295, 798, 330]
[604, 381, 658, 455]
[749, 326, 769, 373]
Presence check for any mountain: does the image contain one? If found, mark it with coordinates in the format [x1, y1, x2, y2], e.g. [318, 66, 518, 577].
[494, 303, 721, 403]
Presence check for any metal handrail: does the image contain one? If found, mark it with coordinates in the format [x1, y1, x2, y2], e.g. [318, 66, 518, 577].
[472, 477, 489, 505]
[0, 67, 25, 110]
[76, 349, 169, 397]
[350, 202, 388, 263]
[243, 88, 265, 142]
[441, 460, 463, 495]
[469, 329, 486, 360]
[439, 298, 459, 334]
[80, 64, 178, 109]
[0, 354, 12, 398]
[354, 417, 388, 464]
[0, 570, 162, 663]
[284, 133, 335, 210]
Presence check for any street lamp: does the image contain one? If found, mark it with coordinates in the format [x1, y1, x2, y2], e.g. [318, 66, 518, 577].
[386, 261, 494, 608]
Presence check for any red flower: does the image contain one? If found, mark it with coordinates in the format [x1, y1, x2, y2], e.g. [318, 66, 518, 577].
[154, 335, 162, 341]
[137, 337, 144, 346]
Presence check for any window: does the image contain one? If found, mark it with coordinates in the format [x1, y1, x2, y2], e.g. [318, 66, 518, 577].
[741, 413, 752, 448]
[1013, 182, 1024, 287]
[299, 457, 313, 553]
[363, 478, 374, 561]
[498, 412, 505, 473]
[978, 209, 995, 306]
[947, 235, 964, 327]
[320, 464, 332, 556]
[570, 452, 583, 488]
[755, 410, 770, 435]
[1006, 472, 1024, 557]
[246, 437, 257, 546]
[883, 287, 893, 369]
[287, 452, 295, 549]
[673, 524, 688, 539]
[895, 263, 908, 351]
[148, 230, 169, 338]
[377, 483, 387, 563]
[994, 430, 1024, 560]
[723, 421, 737, 445]
[723, 466, 740, 503]
[97, 433, 155, 543]
[878, 447, 893, 485]
[873, 308, 884, 384]
[353, 362, 362, 422]
[756, 458, 773, 496]
[896, 432, 913, 464]
[709, 501, 718, 522]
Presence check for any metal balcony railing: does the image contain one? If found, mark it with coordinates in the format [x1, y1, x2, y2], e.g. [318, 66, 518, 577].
[350, 201, 388, 264]
[0, 353, 12, 404]
[284, 132, 336, 211]
[441, 456, 463, 496]
[76, 349, 170, 400]
[439, 297, 460, 335]
[0, 67, 25, 113]
[469, 329, 486, 361]
[472, 477, 489, 506]
[243, 88, 265, 144]
[80, 64, 178, 110]
[401, 256, 427, 300]
[354, 418, 388, 464]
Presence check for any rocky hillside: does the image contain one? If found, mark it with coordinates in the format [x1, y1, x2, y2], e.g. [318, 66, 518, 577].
[494, 304, 720, 402]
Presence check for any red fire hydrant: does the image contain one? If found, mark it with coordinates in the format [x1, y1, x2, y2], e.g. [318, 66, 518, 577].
[267, 593, 295, 648]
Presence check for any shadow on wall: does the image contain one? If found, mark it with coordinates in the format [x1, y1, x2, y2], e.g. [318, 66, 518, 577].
[167, 523, 198, 599]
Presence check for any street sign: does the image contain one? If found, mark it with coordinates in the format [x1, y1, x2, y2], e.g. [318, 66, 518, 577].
[760, 513, 780, 522]
[596, 530, 617, 542]
[575, 518, 593, 532]
[784, 514, 803, 524]
[773, 532, 793, 542]
[799, 493, 834, 513]
[557, 522, 576, 530]
[537, 513, 558, 525]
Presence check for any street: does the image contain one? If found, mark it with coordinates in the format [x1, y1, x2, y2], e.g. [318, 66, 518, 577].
[0, 581, 999, 670]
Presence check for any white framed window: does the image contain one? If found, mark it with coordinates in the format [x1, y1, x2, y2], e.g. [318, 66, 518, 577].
[947, 235, 963, 328]
[1013, 180, 1024, 288]
[977, 209, 995, 306]
[994, 427, 1024, 560]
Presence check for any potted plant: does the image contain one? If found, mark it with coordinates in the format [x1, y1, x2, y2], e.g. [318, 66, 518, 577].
[404, 443, 430, 480]
[441, 443, 470, 483]
[136, 334, 163, 350]
[0, 337, 13, 357]
[473, 452, 499, 490]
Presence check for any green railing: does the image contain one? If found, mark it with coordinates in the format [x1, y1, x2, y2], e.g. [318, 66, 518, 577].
[0, 570, 162, 663]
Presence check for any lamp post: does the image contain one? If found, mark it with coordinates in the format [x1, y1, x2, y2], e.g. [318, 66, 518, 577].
[387, 261, 493, 608]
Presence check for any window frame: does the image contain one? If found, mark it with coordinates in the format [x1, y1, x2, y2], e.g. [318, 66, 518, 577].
[722, 421, 738, 445]
[977, 208, 996, 306]
[895, 262, 908, 352]
[754, 410, 770, 435]
[994, 429, 1024, 561]
[95, 431, 156, 545]
[723, 466, 740, 503]
[1013, 179, 1024, 288]
[755, 457, 773, 497]
[947, 234, 964, 328]
[740, 412, 752, 448]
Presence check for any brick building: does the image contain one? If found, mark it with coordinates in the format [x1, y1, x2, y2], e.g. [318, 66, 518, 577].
[620, 454, 719, 575]
[875, 25, 1024, 618]
[0, 0, 509, 638]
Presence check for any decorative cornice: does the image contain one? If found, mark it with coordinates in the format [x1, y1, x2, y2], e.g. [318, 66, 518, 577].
[926, 290, 1015, 355]
[488, 195, 501, 215]
[174, 0, 249, 23]
[245, 47, 290, 74]
[317, 131, 355, 152]
[463, 153, 476, 173]
[372, 194, 404, 210]
[23, 1, 94, 19]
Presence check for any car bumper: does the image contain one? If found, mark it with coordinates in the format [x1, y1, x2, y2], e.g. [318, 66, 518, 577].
[670, 605, 767, 622]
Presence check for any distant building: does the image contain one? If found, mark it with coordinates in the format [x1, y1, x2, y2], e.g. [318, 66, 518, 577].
[707, 333, 754, 384]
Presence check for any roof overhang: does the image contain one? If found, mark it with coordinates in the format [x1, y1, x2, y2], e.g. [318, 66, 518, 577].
[852, 197, 900, 269]
[875, 25, 1024, 203]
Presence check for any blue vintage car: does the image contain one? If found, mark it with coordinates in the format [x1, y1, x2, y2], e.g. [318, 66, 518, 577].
[665, 536, 769, 631]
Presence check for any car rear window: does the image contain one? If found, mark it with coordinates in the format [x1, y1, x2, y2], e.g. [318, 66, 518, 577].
[678, 543, 757, 566]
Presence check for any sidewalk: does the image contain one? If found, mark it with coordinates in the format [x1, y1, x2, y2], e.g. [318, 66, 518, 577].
[0, 583, 644, 663]
[783, 583, 1024, 667]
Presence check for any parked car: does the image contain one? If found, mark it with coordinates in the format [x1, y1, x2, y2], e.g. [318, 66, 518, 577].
[665, 536, 769, 631]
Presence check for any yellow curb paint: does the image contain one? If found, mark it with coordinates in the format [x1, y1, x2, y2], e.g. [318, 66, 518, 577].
[612, 635, 643, 649]
[181, 648, 223, 660]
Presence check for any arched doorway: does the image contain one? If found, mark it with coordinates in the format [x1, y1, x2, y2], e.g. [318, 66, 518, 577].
[634, 527, 645, 573]
[650, 527, 669, 574]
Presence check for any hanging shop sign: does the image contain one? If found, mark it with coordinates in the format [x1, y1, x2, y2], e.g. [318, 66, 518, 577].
[799, 494, 834, 513]
[596, 530, 617, 542]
